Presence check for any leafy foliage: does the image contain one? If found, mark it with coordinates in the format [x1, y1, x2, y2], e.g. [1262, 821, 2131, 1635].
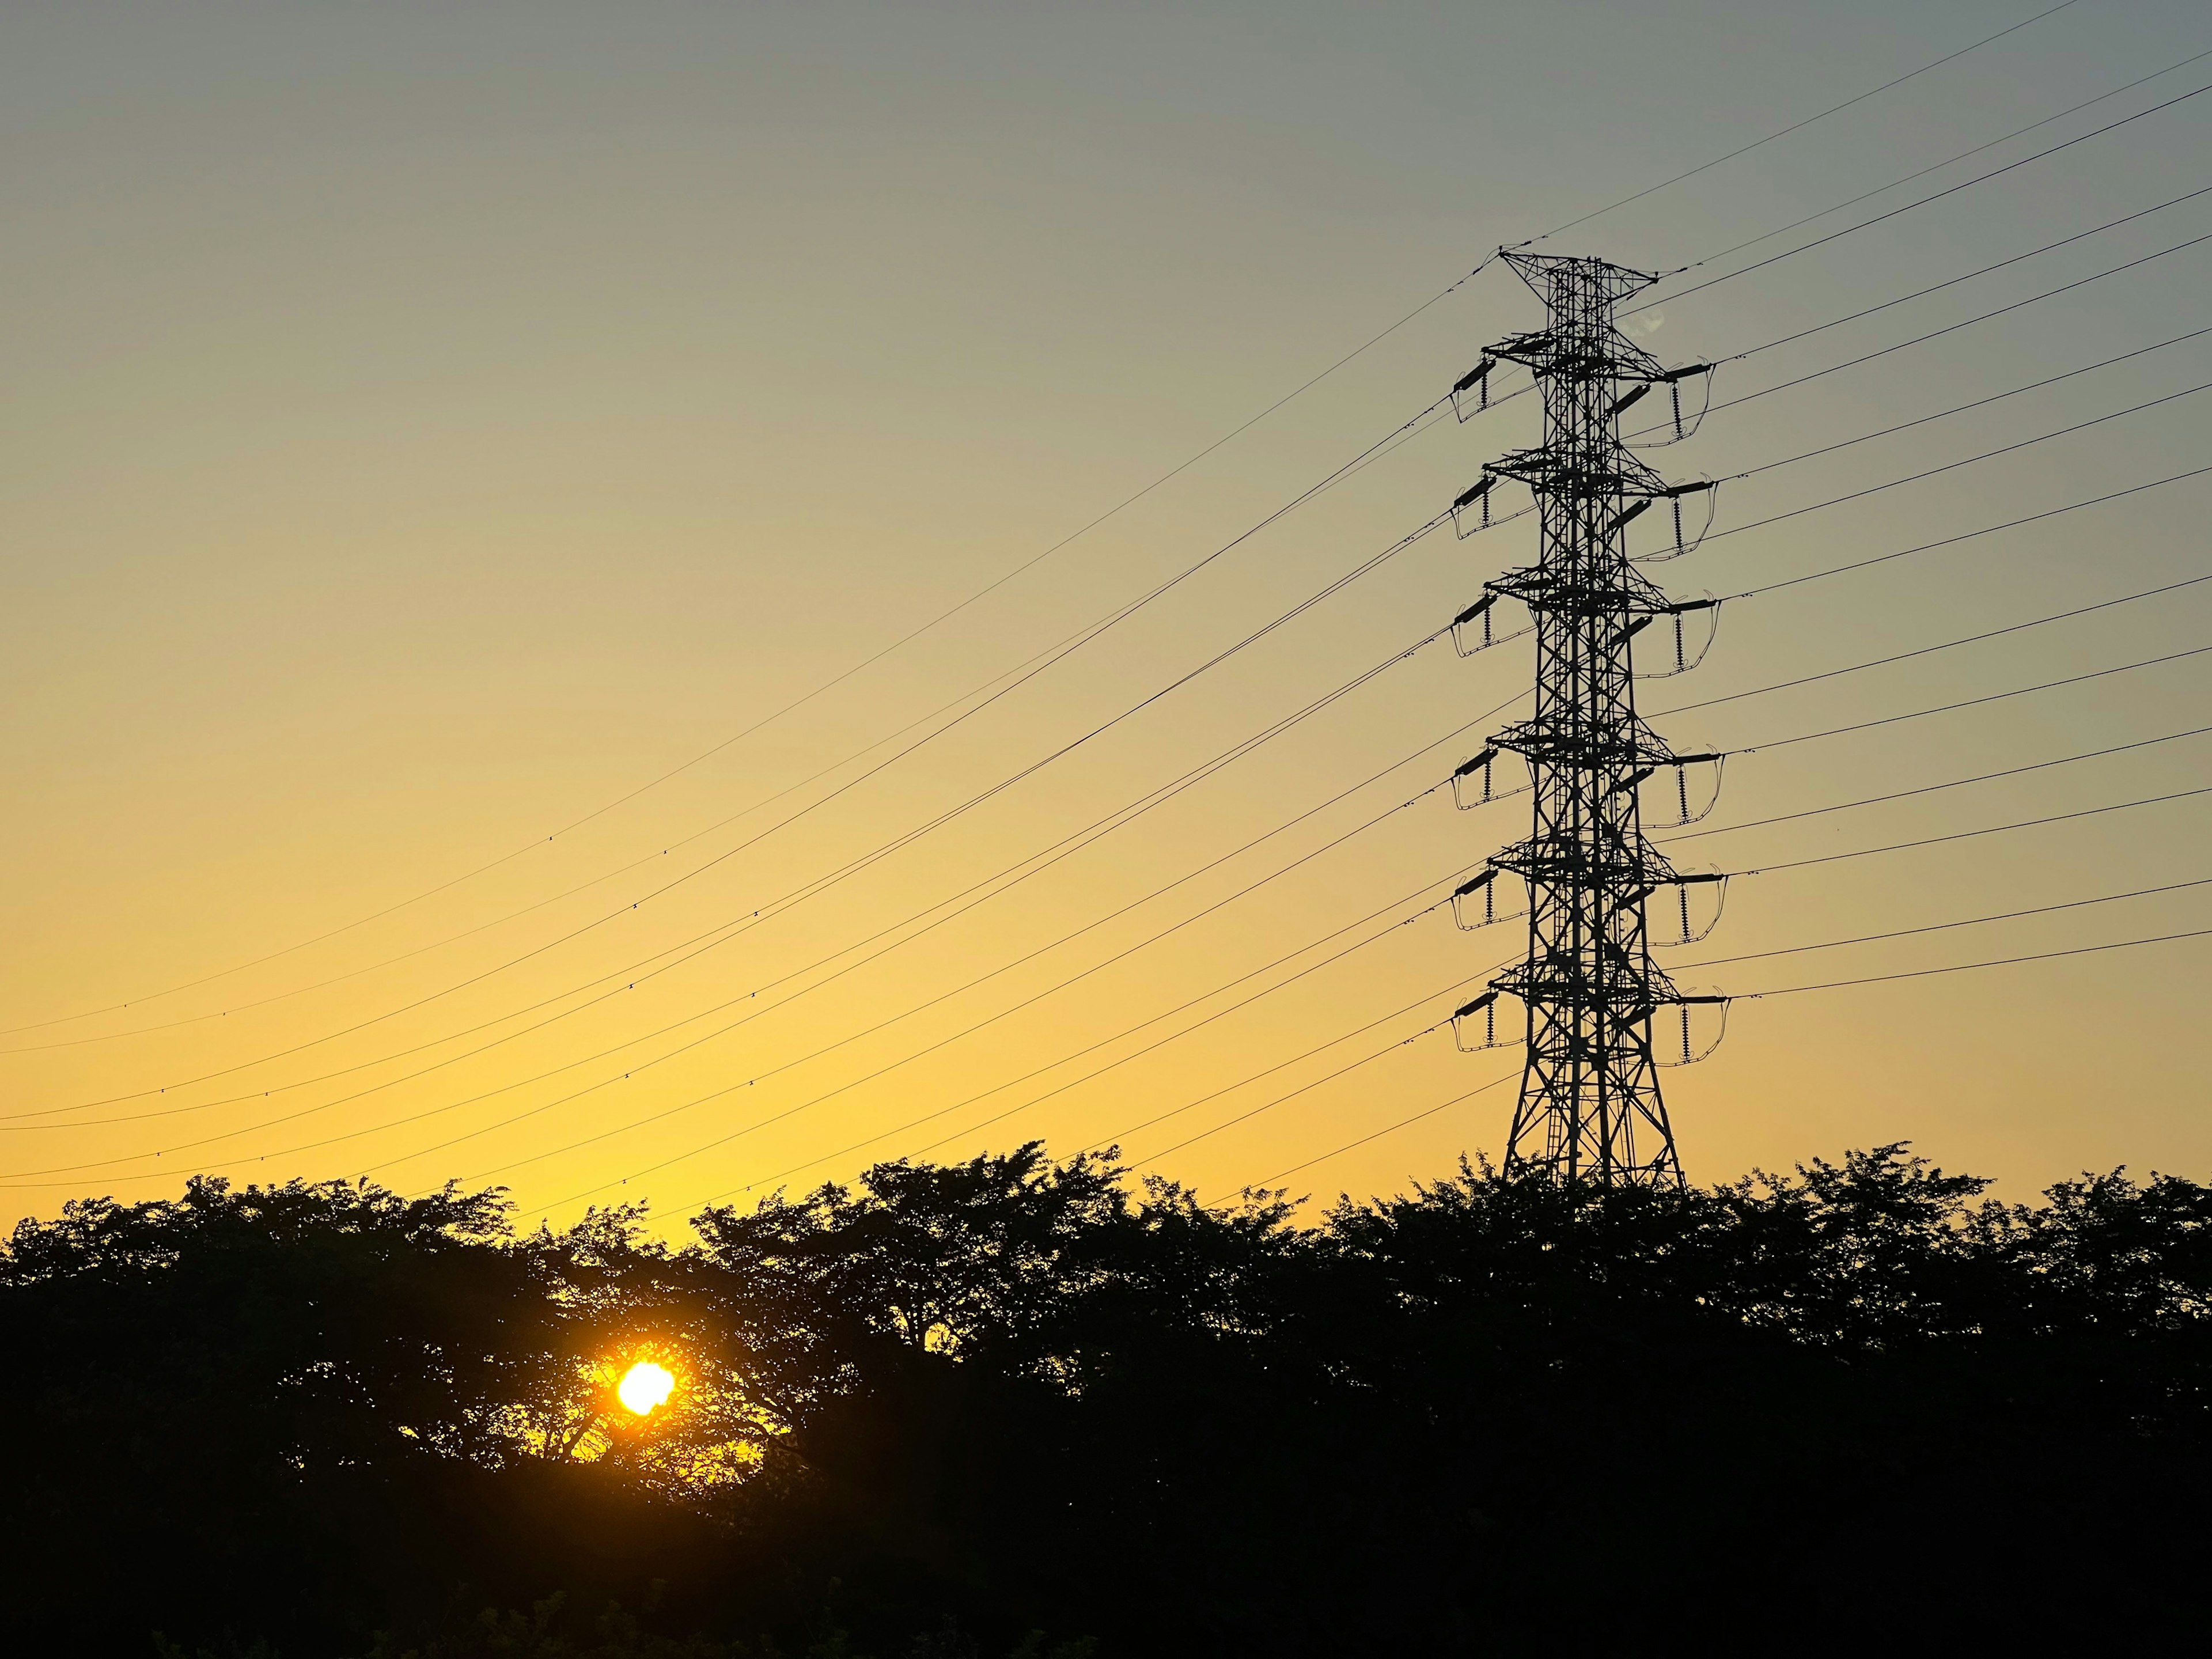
[3, 1143, 2209, 1653]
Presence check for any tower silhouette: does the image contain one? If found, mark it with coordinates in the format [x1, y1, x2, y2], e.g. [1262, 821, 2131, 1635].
[1456, 252, 1726, 1185]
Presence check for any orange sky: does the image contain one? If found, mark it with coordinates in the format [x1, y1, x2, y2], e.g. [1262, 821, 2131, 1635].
[3, 0, 2209, 1234]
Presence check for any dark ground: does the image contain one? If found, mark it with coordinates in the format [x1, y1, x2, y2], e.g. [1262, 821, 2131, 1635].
[5, 1140, 2207, 1656]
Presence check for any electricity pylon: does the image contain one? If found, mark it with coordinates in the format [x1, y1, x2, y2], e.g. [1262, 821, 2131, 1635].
[1455, 251, 1724, 1187]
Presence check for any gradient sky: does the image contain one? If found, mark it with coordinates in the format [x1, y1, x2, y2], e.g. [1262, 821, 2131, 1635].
[3, 0, 2209, 1234]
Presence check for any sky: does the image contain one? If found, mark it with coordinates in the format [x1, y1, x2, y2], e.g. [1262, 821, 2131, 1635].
[2, 0, 2208, 1234]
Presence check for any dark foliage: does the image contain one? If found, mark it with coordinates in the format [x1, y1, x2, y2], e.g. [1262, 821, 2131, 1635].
[5, 1142, 2209, 1656]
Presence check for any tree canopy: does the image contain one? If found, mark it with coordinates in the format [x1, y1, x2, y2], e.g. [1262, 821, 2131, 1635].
[5, 1142, 2208, 1653]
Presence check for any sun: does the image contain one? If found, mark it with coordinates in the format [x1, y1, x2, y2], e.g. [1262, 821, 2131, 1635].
[616, 1359, 675, 1416]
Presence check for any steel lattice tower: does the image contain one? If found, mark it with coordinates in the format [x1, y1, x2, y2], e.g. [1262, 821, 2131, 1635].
[1471, 251, 1717, 1187]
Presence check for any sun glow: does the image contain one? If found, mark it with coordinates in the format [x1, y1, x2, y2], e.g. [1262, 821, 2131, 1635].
[617, 1360, 675, 1416]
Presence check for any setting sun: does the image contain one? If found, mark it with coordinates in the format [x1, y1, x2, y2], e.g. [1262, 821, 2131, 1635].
[616, 1361, 675, 1416]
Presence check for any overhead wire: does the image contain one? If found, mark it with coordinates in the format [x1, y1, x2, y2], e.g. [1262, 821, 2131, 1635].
[551, 597, 2212, 1210]
[1736, 463, 2212, 599]
[10, 10, 2131, 1043]
[1238, 914, 2212, 1196]
[1647, 79, 2212, 304]
[0, 610, 1513, 1159]
[32, 291, 2145, 1129]
[4, 391, 1464, 1052]
[1111, 974, 1506, 1168]
[1658, 573, 2212, 721]
[1740, 784, 2212, 880]
[1660, 725, 2212, 847]
[3, 486, 1482, 1121]
[36, 22, 2210, 1209]
[666, 861, 1497, 1214]
[1677, 877, 2212, 972]
[1520, 0, 2085, 244]
[28, 392, 2206, 1181]
[1687, 42, 2212, 270]
[1718, 325, 2212, 482]
[30, 162, 2196, 1100]
[1736, 643, 2212, 755]
[1680, 200, 2212, 419]
[1700, 376, 2212, 544]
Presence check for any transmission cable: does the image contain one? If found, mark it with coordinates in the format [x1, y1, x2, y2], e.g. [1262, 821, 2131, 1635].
[5, 488, 1476, 1120]
[1240, 917, 2212, 1192]
[3, 681, 1524, 1180]
[30, 243, 2176, 1066]
[666, 862, 1490, 1214]
[1703, 375, 2212, 544]
[31, 452, 2201, 1168]
[9, 369, 1461, 1047]
[1660, 571, 2212, 721]
[1240, 1070, 1517, 1194]
[1673, 206, 2212, 429]
[1739, 784, 2212, 880]
[1649, 79, 2212, 304]
[431, 747, 1477, 1185]
[9, 9, 2135, 1042]
[1109, 974, 1503, 1168]
[28, 354, 2202, 1166]
[1689, 43, 2212, 270]
[584, 631, 2212, 1206]
[4, 615, 1504, 1159]
[1661, 725, 2212, 847]
[1736, 643, 2212, 755]
[1522, 0, 2085, 244]
[1741, 925, 2212, 999]
[1721, 326, 2212, 482]
[1737, 462, 2212, 599]
[1678, 877, 2212, 972]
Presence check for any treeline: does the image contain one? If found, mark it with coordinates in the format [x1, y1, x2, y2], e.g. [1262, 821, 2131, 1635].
[5, 1142, 2210, 1655]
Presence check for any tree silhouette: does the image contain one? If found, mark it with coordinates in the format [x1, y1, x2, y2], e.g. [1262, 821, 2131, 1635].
[3, 1141, 2207, 1654]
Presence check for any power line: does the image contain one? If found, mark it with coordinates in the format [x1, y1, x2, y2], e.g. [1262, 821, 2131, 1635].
[443, 780, 1463, 1187]
[495, 387, 2212, 1207]
[14, 700, 1514, 1187]
[1689, 44, 2212, 270]
[1743, 925, 2212, 998]
[0, 615, 1504, 1159]
[1522, 0, 2085, 244]
[1661, 725, 2212, 846]
[1, 710, 1498, 1134]
[1082, 956, 1508, 1161]
[5, 378, 1462, 1041]
[669, 865, 1487, 1214]
[1661, 572, 2212, 720]
[29, 328, 2093, 1130]
[639, 679, 2212, 1207]
[1724, 327, 2212, 481]
[13, 10, 2142, 1060]
[1703, 376, 2212, 544]
[3, 494, 1475, 1122]
[1743, 784, 2212, 879]
[1698, 203, 2212, 400]
[1677, 876, 2212, 970]
[1240, 914, 2212, 1194]
[1737, 463, 2212, 598]
[10, 19, 2128, 1041]
[36, 447, 2206, 1177]
[1739, 643, 2212, 753]
[35, 130, 2212, 1185]
[32, 512, 2202, 1188]
[1121, 986, 1494, 1169]
[1240, 1072, 1516, 1194]
[1650, 78, 2212, 304]
[28, 232, 2179, 1069]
